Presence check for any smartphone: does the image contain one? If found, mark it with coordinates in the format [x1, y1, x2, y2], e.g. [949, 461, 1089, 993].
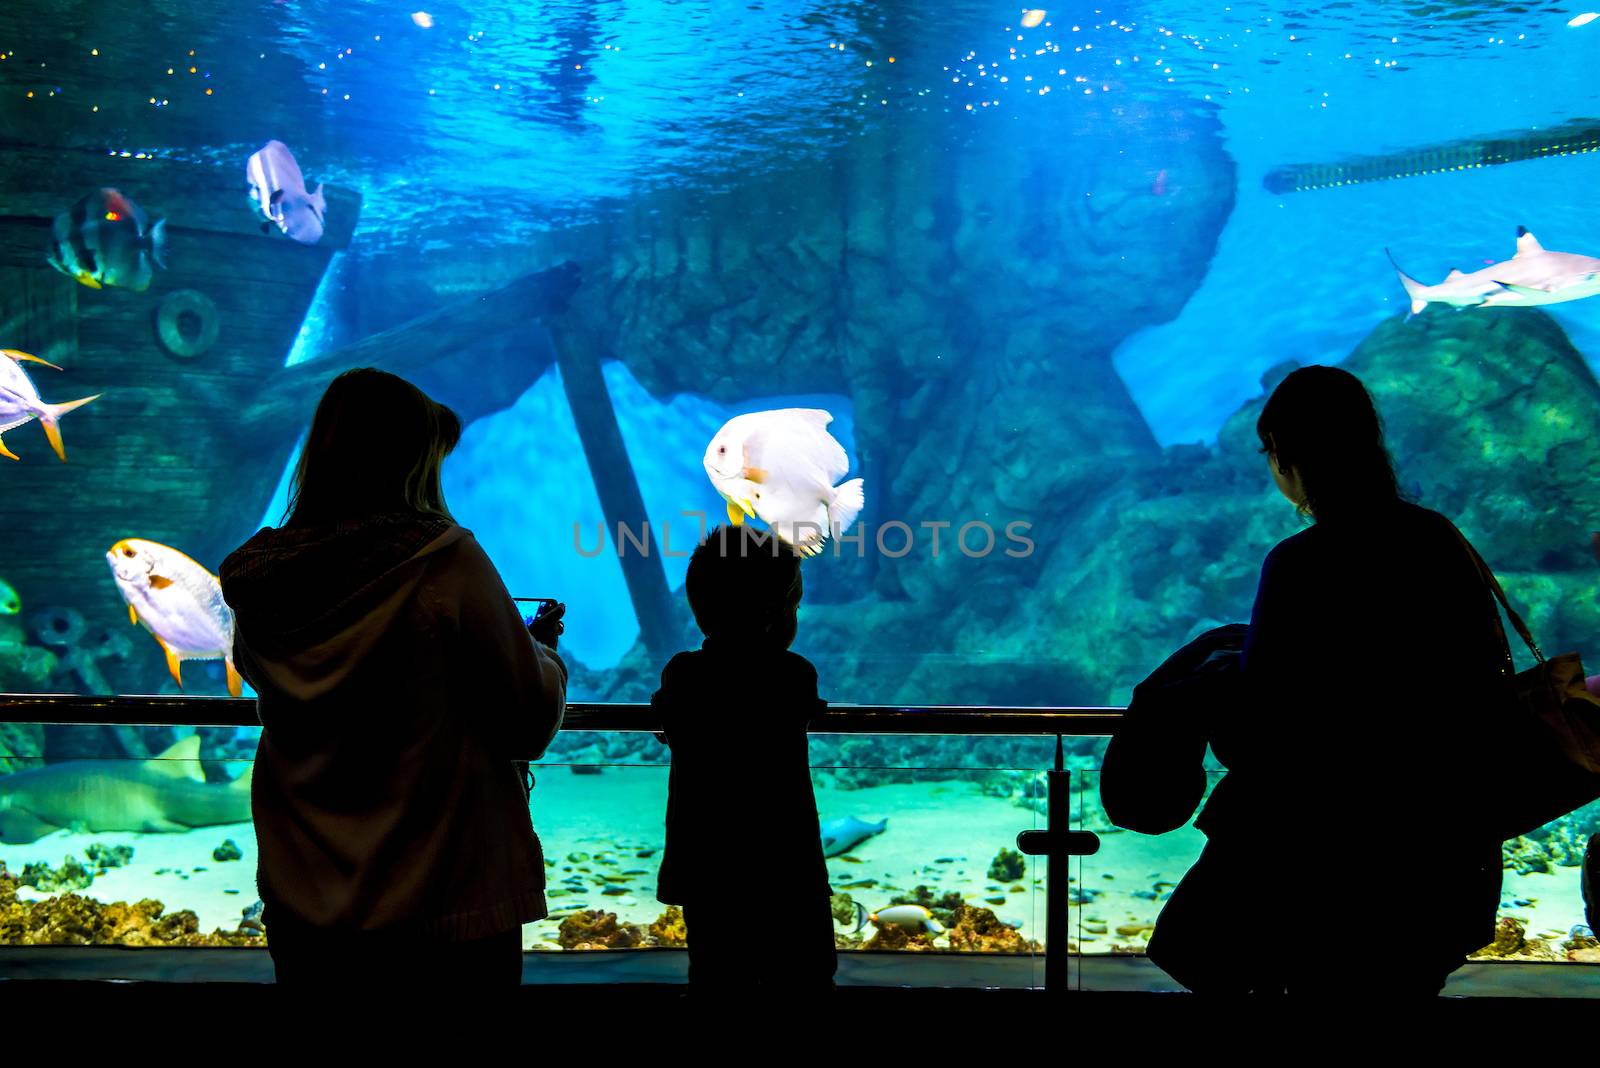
[514, 597, 561, 628]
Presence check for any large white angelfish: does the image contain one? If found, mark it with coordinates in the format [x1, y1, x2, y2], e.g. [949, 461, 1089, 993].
[1388, 227, 1600, 315]
[702, 408, 865, 557]
[106, 538, 242, 697]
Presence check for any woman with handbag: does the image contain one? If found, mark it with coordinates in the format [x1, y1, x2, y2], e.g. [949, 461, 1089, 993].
[1146, 365, 1507, 996]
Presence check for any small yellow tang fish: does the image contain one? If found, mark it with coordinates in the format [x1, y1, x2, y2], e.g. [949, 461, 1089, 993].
[702, 408, 865, 557]
[106, 538, 241, 697]
[0, 350, 100, 462]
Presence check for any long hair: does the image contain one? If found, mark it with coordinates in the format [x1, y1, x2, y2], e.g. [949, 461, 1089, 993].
[283, 368, 462, 527]
[1256, 365, 1401, 521]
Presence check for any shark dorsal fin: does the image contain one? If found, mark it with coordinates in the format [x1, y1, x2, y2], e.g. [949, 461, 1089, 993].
[147, 734, 206, 782]
[1515, 226, 1544, 258]
[1446, 268, 1464, 280]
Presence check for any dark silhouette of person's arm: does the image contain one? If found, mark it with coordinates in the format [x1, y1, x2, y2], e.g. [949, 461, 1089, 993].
[438, 534, 567, 761]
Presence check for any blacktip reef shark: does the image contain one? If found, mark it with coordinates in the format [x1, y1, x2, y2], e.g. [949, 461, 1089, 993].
[1388, 227, 1600, 316]
[0, 735, 252, 844]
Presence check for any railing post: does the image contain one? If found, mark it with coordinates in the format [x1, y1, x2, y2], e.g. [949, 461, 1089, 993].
[1017, 733, 1100, 994]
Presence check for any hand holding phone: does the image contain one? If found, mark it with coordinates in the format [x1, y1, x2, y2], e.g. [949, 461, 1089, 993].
[515, 597, 566, 650]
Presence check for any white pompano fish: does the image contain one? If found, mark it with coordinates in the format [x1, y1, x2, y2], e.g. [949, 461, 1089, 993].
[869, 904, 945, 935]
[703, 408, 865, 557]
[0, 350, 100, 462]
[1388, 227, 1600, 315]
[106, 538, 242, 697]
[246, 140, 327, 245]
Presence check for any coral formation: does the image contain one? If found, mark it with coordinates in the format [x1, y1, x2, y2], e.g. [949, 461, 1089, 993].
[83, 844, 133, 871]
[647, 905, 686, 948]
[987, 848, 1026, 883]
[0, 862, 261, 946]
[1470, 915, 1561, 962]
[863, 922, 936, 952]
[17, 856, 94, 892]
[556, 909, 647, 950]
[943, 905, 1036, 954]
[212, 839, 243, 863]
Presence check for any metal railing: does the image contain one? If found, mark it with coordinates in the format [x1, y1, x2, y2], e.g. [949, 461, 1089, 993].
[0, 693, 1126, 734]
[0, 693, 1117, 990]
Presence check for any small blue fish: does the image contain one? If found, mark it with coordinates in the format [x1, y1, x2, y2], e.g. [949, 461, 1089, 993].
[821, 815, 886, 858]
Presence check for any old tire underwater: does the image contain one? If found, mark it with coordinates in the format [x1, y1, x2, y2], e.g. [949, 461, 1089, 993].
[154, 289, 220, 360]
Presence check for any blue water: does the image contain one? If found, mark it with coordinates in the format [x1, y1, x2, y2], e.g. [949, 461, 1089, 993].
[7, 0, 1600, 675]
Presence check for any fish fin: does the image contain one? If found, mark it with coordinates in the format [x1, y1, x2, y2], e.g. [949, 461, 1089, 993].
[788, 408, 834, 429]
[2, 349, 63, 371]
[743, 466, 768, 484]
[129, 603, 138, 625]
[148, 574, 174, 589]
[828, 478, 865, 535]
[726, 499, 745, 526]
[0, 435, 17, 462]
[225, 658, 243, 698]
[1515, 226, 1544, 258]
[140, 818, 189, 833]
[229, 761, 254, 791]
[270, 189, 285, 207]
[147, 218, 167, 270]
[37, 394, 99, 462]
[311, 182, 326, 212]
[1445, 268, 1464, 280]
[1493, 280, 1550, 297]
[158, 638, 185, 689]
[74, 271, 102, 290]
[148, 734, 205, 781]
[1385, 248, 1429, 313]
[101, 188, 136, 219]
[853, 901, 868, 933]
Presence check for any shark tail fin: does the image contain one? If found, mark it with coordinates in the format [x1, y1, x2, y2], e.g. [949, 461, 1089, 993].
[229, 762, 254, 792]
[1385, 248, 1429, 316]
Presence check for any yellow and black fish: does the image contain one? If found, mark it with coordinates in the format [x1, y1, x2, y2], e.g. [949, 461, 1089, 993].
[46, 188, 167, 292]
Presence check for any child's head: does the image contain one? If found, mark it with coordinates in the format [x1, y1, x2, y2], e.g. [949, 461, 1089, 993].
[686, 525, 803, 648]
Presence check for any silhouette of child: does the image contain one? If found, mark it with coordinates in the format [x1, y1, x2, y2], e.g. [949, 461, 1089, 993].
[653, 524, 836, 989]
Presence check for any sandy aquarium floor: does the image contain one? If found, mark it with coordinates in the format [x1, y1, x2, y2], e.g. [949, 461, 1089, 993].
[0, 822, 261, 934]
[0, 771, 1591, 956]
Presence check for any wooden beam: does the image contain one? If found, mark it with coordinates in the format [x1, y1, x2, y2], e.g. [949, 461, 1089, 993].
[545, 321, 679, 663]
[241, 261, 580, 435]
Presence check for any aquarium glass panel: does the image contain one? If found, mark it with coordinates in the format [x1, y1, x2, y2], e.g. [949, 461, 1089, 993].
[1, 0, 1595, 709]
[0, 724, 261, 946]
[5, 0, 1600, 980]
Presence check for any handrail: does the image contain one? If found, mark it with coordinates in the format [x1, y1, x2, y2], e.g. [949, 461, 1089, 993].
[0, 693, 1125, 735]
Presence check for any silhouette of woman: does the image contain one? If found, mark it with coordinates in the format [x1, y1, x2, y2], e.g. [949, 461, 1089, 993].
[1147, 365, 1505, 996]
[221, 368, 567, 986]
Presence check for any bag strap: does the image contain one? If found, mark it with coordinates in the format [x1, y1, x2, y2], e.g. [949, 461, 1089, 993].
[1451, 525, 1545, 665]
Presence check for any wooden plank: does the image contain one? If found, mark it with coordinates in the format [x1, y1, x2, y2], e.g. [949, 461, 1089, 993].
[0, 265, 77, 365]
[0, 142, 361, 249]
